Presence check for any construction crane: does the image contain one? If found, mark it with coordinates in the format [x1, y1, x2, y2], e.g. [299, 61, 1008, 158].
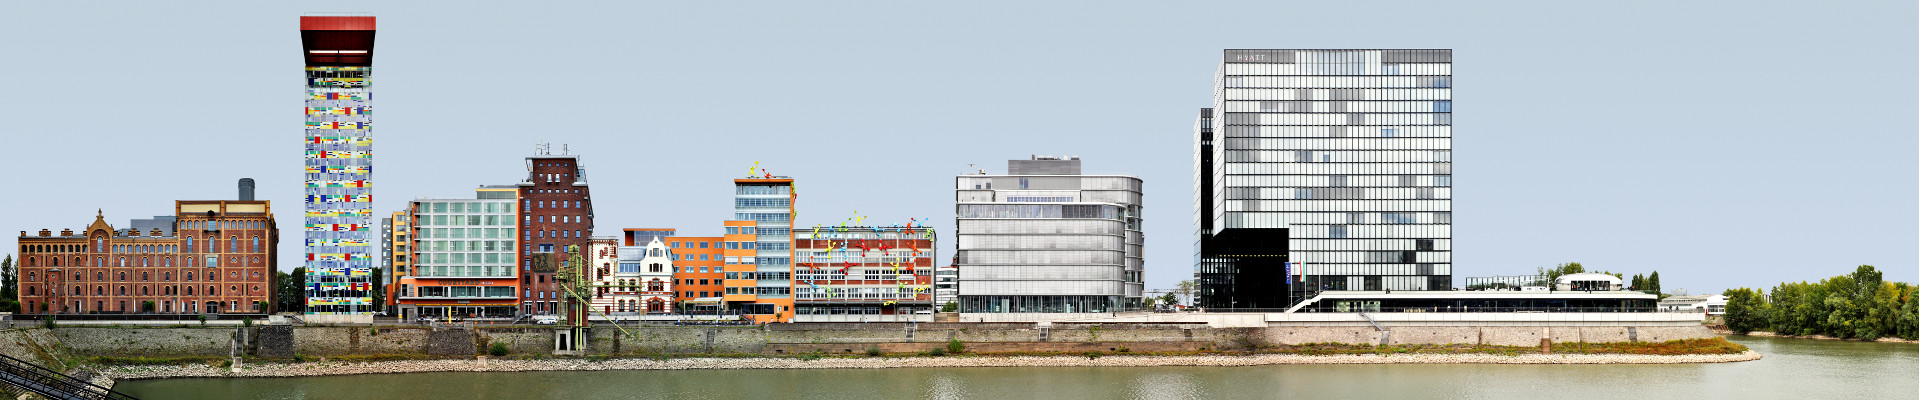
[553, 244, 637, 353]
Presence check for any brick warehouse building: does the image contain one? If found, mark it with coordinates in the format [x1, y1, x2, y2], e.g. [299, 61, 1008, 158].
[519, 153, 595, 317]
[15, 182, 278, 315]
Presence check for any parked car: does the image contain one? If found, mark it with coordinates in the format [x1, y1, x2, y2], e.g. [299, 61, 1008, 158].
[533, 316, 559, 325]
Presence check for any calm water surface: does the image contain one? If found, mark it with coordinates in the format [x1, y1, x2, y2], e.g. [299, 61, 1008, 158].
[117, 336, 1919, 399]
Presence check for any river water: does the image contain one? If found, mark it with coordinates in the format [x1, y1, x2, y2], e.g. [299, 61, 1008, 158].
[116, 336, 1919, 399]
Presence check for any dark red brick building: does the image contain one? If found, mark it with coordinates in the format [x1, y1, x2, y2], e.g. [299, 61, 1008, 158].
[15, 199, 279, 315]
[518, 154, 594, 316]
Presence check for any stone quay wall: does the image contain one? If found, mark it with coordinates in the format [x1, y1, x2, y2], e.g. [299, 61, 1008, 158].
[5, 317, 1718, 362]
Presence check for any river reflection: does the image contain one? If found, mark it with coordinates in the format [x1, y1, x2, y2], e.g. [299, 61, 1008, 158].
[116, 336, 1919, 400]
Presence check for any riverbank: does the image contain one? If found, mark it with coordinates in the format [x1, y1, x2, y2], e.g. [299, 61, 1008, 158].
[98, 350, 1762, 381]
[1716, 329, 1919, 344]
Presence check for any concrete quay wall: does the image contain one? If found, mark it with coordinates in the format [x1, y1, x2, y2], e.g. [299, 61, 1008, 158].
[11, 314, 1717, 360]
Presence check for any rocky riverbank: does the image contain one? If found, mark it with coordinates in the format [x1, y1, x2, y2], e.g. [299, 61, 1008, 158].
[1719, 330, 1919, 344]
[100, 351, 1763, 381]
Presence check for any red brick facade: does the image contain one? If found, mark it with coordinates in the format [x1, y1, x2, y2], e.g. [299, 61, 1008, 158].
[518, 156, 593, 316]
[14, 202, 278, 315]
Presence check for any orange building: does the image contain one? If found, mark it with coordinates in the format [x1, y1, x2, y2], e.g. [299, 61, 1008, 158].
[664, 235, 723, 315]
[729, 177, 796, 323]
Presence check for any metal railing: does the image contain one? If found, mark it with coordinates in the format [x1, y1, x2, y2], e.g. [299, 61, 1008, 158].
[0, 353, 138, 400]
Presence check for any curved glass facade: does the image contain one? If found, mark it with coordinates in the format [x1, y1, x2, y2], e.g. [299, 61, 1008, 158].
[955, 157, 1144, 313]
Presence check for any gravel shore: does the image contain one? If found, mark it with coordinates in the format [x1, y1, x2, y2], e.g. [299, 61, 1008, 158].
[101, 351, 1762, 381]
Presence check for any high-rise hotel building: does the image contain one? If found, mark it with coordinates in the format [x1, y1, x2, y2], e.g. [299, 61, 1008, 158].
[1196, 49, 1453, 309]
[301, 16, 378, 320]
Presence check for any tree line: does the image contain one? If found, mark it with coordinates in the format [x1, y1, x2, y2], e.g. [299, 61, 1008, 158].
[1722, 265, 1919, 340]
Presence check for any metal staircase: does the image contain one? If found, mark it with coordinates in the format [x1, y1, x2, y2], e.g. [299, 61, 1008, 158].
[0, 353, 138, 400]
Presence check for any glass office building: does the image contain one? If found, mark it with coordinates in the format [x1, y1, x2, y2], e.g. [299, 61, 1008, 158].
[1196, 49, 1453, 309]
[956, 156, 1144, 313]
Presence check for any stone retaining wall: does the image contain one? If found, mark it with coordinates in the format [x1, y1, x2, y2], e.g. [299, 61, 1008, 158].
[764, 341, 1211, 355]
[1262, 326, 1716, 346]
[9, 321, 1719, 360]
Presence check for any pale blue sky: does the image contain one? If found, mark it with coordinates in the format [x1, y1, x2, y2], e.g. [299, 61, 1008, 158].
[2, 1, 1914, 295]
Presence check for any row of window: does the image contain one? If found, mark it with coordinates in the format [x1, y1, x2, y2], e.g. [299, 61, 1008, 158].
[1224, 149, 1451, 163]
[415, 228, 515, 239]
[957, 205, 1122, 220]
[723, 287, 793, 295]
[1222, 62, 1449, 76]
[23, 269, 258, 283]
[1220, 125, 1451, 138]
[25, 283, 258, 297]
[1225, 175, 1452, 188]
[1223, 76, 1450, 89]
[20, 255, 258, 268]
[1223, 112, 1452, 127]
[26, 299, 259, 314]
[1224, 162, 1452, 176]
[736, 185, 790, 195]
[1222, 88, 1449, 102]
[1225, 187, 1451, 201]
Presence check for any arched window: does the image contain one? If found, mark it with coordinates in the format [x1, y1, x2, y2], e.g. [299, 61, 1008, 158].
[141, 272, 149, 281]
[25, 258, 33, 267]
[27, 287, 35, 295]
[140, 287, 148, 296]
[186, 272, 194, 281]
[229, 236, 237, 252]
[648, 279, 663, 292]
[118, 286, 126, 296]
[163, 258, 170, 267]
[252, 236, 260, 252]
[164, 272, 172, 281]
[118, 257, 126, 267]
[185, 286, 193, 296]
[95, 272, 103, 281]
[118, 272, 126, 281]
[94, 286, 102, 296]
[74, 272, 82, 281]
[48, 257, 57, 267]
[142, 257, 150, 267]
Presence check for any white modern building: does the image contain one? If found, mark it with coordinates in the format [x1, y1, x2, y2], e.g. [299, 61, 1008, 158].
[1658, 294, 1727, 315]
[395, 187, 521, 320]
[1555, 273, 1624, 292]
[955, 156, 1144, 317]
[1196, 49, 1454, 310]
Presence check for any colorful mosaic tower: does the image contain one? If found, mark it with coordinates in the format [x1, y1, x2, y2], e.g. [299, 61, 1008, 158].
[301, 15, 377, 318]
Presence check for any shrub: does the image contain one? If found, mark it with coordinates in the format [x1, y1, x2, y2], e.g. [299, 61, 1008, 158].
[925, 347, 946, 356]
[1082, 351, 1102, 360]
[866, 346, 883, 357]
[42, 316, 56, 330]
[242, 317, 254, 327]
[946, 339, 965, 354]
[198, 314, 209, 326]
[940, 302, 958, 313]
[489, 342, 510, 357]
[800, 351, 823, 361]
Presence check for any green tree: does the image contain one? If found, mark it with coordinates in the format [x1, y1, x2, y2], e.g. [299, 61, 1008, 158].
[370, 268, 384, 314]
[1157, 292, 1179, 307]
[276, 268, 306, 313]
[1536, 262, 1585, 286]
[1175, 280, 1197, 306]
[1630, 274, 1644, 291]
[940, 301, 957, 313]
[1646, 271, 1661, 294]
[0, 255, 17, 313]
[1722, 287, 1769, 334]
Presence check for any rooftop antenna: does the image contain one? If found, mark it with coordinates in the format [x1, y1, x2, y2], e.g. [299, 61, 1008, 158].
[562, 144, 570, 155]
[967, 164, 985, 175]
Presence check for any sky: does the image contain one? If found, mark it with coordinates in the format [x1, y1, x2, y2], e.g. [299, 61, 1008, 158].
[2, 1, 1915, 296]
